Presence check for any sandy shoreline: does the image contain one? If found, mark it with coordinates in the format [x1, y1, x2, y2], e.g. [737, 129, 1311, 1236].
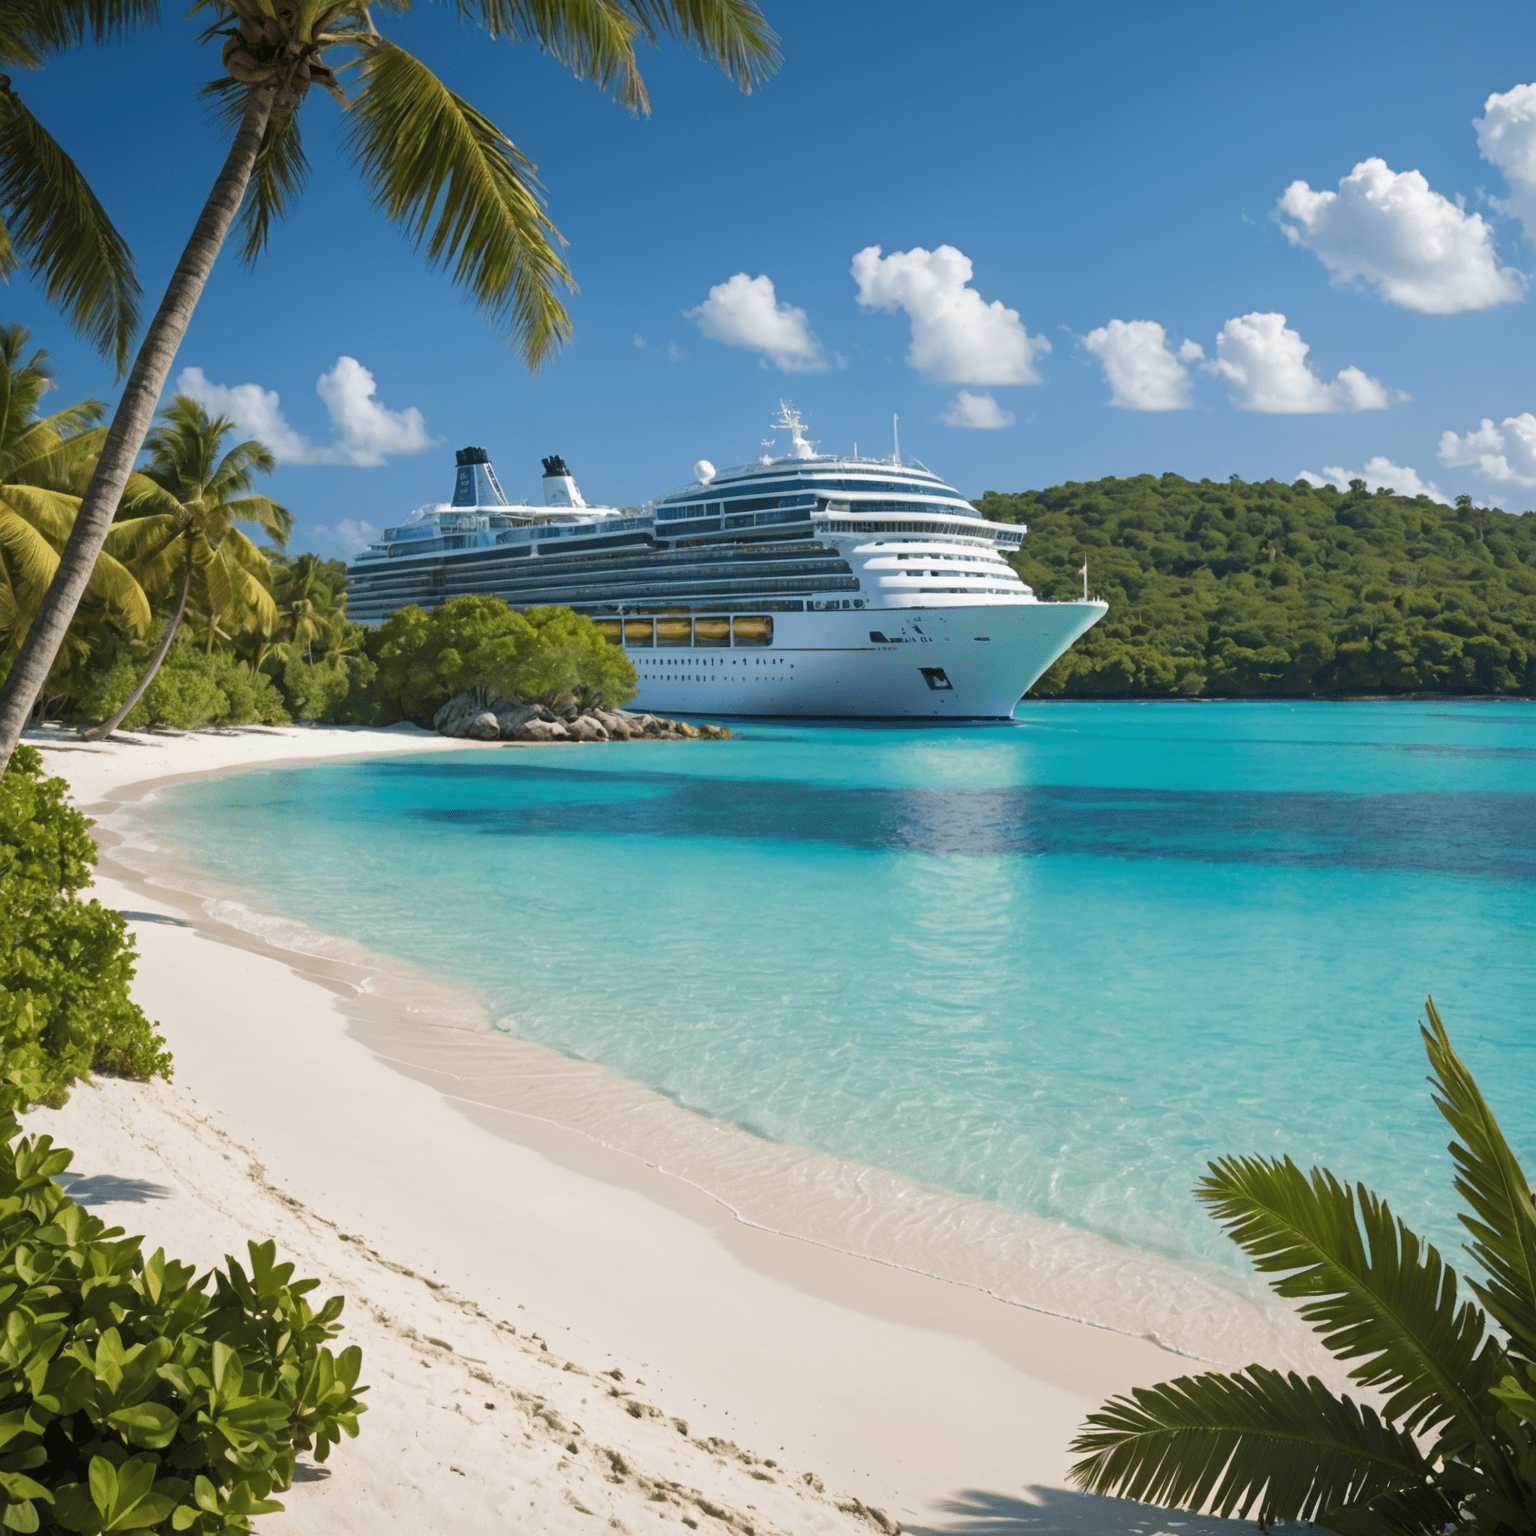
[22, 721, 1303, 1533]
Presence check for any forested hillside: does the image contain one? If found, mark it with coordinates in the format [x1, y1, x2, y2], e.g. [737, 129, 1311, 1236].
[976, 475, 1536, 697]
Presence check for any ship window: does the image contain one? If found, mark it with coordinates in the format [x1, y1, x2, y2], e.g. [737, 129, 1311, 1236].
[596, 619, 623, 645]
[657, 617, 692, 646]
[624, 618, 655, 647]
[694, 617, 730, 646]
[732, 615, 773, 646]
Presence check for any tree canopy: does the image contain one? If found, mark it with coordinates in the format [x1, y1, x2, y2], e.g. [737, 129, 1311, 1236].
[978, 475, 1536, 697]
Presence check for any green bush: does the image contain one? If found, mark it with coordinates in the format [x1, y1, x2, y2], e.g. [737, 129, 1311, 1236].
[361, 596, 637, 723]
[977, 476, 1536, 697]
[0, 746, 170, 1108]
[0, 1116, 365, 1533]
[276, 655, 375, 723]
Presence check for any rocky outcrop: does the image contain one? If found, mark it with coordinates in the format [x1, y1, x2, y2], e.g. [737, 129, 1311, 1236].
[431, 691, 732, 744]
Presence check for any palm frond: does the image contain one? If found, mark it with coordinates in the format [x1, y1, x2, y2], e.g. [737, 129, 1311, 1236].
[82, 545, 151, 635]
[2, 411, 104, 487]
[1196, 1153, 1507, 1454]
[102, 514, 184, 597]
[0, 0, 159, 64]
[452, 0, 645, 108]
[206, 437, 276, 499]
[115, 470, 186, 521]
[1423, 998, 1536, 1364]
[0, 85, 140, 369]
[344, 43, 574, 369]
[203, 78, 311, 262]
[0, 482, 80, 544]
[0, 504, 58, 596]
[1069, 1365, 1435, 1526]
[621, 0, 779, 93]
[216, 494, 291, 544]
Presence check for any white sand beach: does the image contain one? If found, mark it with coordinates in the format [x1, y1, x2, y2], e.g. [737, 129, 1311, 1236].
[22, 722, 1289, 1535]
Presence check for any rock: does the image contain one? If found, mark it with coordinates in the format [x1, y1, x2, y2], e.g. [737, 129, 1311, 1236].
[464, 712, 499, 740]
[593, 710, 634, 739]
[493, 703, 540, 738]
[567, 715, 609, 742]
[639, 715, 666, 736]
[673, 720, 698, 738]
[520, 718, 570, 742]
[433, 690, 482, 737]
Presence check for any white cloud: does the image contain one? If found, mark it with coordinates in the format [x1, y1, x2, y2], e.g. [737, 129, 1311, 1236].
[668, 341, 685, 364]
[313, 357, 431, 467]
[175, 368, 312, 463]
[684, 273, 824, 371]
[1298, 458, 1449, 502]
[633, 333, 648, 349]
[1438, 413, 1536, 487]
[1202, 312, 1396, 414]
[938, 389, 1014, 429]
[1477, 84, 1536, 242]
[177, 358, 431, 467]
[850, 244, 1049, 384]
[1276, 157, 1524, 314]
[1082, 319, 1202, 410]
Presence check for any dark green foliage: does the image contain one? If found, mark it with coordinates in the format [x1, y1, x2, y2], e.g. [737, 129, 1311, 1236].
[1070, 1002, 1536, 1534]
[0, 745, 169, 1108]
[977, 476, 1536, 697]
[0, 1117, 365, 1533]
[77, 639, 290, 732]
[360, 595, 638, 723]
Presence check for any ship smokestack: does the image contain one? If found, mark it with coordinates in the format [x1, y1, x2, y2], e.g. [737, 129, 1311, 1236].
[541, 453, 587, 509]
[451, 446, 509, 508]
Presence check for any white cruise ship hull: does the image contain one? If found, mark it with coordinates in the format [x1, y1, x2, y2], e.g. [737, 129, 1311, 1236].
[626, 600, 1106, 719]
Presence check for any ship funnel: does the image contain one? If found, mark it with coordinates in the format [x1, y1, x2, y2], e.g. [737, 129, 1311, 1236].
[541, 453, 588, 508]
[451, 446, 509, 508]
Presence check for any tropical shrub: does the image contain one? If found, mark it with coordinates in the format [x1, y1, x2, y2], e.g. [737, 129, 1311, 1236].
[1070, 1000, 1536, 1533]
[0, 1116, 364, 1533]
[362, 595, 637, 723]
[979, 476, 1536, 697]
[0, 746, 169, 1108]
[76, 639, 290, 732]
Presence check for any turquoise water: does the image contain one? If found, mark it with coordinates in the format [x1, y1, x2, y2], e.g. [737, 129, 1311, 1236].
[132, 702, 1536, 1276]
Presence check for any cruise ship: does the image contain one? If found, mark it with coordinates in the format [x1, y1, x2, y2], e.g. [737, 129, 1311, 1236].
[346, 405, 1106, 718]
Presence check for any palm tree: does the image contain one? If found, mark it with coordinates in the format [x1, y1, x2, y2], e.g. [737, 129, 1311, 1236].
[0, 0, 780, 767]
[1069, 998, 1536, 1535]
[80, 395, 291, 739]
[0, 325, 152, 685]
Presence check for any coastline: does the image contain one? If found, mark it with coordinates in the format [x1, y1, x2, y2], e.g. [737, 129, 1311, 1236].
[25, 722, 1319, 1532]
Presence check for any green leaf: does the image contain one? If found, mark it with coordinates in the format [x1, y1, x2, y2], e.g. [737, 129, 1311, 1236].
[1195, 1152, 1508, 1453]
[1422, 996, 1536, 1364]
[1068, 1363, 1439, 1526]
[106, 1402, 178, 1449]
[0, 85, 139, 369]
[343, 43, 573, 370]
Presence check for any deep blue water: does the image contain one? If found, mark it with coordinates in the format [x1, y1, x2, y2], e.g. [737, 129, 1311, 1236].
[132, 701, 1536, 1275]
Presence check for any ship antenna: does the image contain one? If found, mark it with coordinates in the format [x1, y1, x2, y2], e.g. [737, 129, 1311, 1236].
[1080, 555, 1089, 602]
[892, 413, 900, 466]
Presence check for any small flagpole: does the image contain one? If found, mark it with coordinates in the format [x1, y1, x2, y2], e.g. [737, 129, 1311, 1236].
[1080, 557, 1088, 601]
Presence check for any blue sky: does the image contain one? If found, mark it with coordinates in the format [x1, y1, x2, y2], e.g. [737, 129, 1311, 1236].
[10, 0, 1536, 555]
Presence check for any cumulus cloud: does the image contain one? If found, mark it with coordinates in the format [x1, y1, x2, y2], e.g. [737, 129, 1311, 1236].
[1201, 313, 1396, 414]
[938, 390, 1014, 429]
[1438, 413, 1536, 487]
[684, 273, 824, 371]
[1477, 84, 1536, 242]
[851, 244, 1049, 384]
[1298, 458, 1449, 502]
[177, 358, 431, 467]
[1082, 319, 1203, 410]
[1275, 158, 1524, 314]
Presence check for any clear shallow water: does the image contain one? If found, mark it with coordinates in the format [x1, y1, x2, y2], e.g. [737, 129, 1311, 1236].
[131, 702, 1536, 1276]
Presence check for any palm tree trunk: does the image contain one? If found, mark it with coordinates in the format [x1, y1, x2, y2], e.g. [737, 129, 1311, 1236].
[80, 541, 193, 740]
[0, 84, 277, 771]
